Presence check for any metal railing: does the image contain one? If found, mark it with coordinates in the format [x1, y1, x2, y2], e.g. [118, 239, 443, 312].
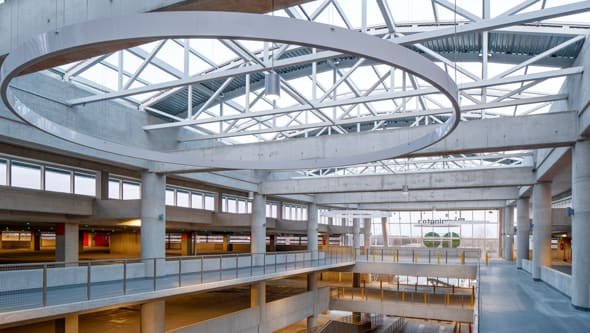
[330, 286, 475, 308]
[0, 248, 354, 313]
[360, 247, 482, 265]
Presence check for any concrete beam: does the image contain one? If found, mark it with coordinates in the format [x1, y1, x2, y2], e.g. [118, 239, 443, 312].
[355, 201, 508, 211]
[0, 187, 93, 216]
[0, 0, 308, 67]
[260, 167, 535, 195]
[315, 187, 519, 204]
[191, 112, 577, 164]
[535, 147, 572, 182]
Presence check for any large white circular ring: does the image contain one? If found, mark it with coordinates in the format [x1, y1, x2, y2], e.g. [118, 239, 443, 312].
[0, 12, 460, 170]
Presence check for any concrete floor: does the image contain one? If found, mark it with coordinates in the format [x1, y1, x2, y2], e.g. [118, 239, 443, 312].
[479, 261, 590, 333]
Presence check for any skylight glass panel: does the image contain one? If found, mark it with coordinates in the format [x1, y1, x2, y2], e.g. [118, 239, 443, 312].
[155, 40, 186, 74]
[190, 40, 236, 67]
[386, 0, 436, 23]
[79, 63, 119, 91]
[313, 3, 348, 28]
[139, 64, 177, 84]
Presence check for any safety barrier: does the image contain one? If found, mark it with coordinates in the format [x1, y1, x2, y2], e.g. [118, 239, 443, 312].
[0, 248, 354, 313]
[360, 247, 482, 265]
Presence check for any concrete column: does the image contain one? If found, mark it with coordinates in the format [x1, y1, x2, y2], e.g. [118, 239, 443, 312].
[95, 170, 109, 199]
[307, 203, 318, 255]
[251, 193, 266, 265]
[251, 282, 266, 333]
[55, 223, 78, 263]
[381, 217, 389, 248]
[516, 198, 530, 269]
[307, 272, 319, 329]
[222, 234, 230, 252]
[54, 314, 78, 333]
[503, 206, 514, 261]
[363, 218, 372, 248]
[352, 218, 361, 259]
[140, 300, 165, 333]
[268, 235, 276, 252]
[532, 182, 552, 280]
[30, 231, 41, 251]
[140, 172, 166, 259]
[181, 232, 193, 256]
[352, 272, 361, 322]
[572, 140, 590, 310]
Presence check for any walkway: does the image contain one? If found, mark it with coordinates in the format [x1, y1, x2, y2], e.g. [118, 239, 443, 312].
[0, 252, 354, 326]
[479, 261, 590, 333]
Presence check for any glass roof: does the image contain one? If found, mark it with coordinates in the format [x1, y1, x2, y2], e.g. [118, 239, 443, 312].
[46, 0, 590, 174]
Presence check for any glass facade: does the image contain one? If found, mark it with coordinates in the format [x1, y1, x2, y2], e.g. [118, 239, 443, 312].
[369, 210, 500, 256]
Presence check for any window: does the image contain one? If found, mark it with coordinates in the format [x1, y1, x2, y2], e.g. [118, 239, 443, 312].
[221, 194, 252, 213]
[176, 190, 189, 207]
[45, 167, 71, 193]
[192, 192, 204, 209]
[0, 159, 7, 185]
[122, 181, 140, 199]
[11, 162, 41, 190]
[108, 179, 121, 199]
[204, 194, 215, 211]
[165, 188, 175, 205]
[74, 172, 95, 196]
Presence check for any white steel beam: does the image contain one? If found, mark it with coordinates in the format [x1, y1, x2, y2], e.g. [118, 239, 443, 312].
[148, 67, 581, 133]
[392, 2, 590, 45]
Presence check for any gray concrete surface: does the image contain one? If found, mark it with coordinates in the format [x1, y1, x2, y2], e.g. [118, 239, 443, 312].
[479, 261, 590, 332]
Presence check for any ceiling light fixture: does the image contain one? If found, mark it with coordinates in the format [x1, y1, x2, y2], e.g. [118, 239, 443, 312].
[265, 71, 280, 100]
[264, 0, 281, 101]
[402, 184, 409, 194]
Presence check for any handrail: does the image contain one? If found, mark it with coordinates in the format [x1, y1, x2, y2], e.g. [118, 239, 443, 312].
[0, 248, 355, 313]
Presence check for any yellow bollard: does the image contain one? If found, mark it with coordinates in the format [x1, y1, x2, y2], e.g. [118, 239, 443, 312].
[437, 251, 441, 265]
[471, 286, 475, 306]
[402, 291, 405, 302]
[460, 251, 465, 265]
[415, 252, 419, 263]
[447, 294, 451, 305]
[423, 293, 427, 304]
[342, 287, 345, 298]
[485, 251, 489, 266]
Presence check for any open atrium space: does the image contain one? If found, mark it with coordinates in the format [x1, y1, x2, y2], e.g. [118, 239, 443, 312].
[1, 0, 590, 332]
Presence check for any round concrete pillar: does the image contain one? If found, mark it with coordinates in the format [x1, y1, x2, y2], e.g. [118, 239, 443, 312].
[251, 193, 266, 264]
[572, 140, 590, 310]
[516, 198, 530, 269]
[353, 218, 361, 259]
[503, 206, 514, 261]
[363, 218, 372, 248]
[307, 203, 318, 255]
[140, 172, 166, 259]
[532, 182, 552, 280]
[381, 217, 389, 248]
[141, 300, 165, 333]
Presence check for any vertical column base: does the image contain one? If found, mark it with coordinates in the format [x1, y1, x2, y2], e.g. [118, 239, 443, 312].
[141, 300, 165, 333]
[307, 272, 319, 329]
[251, 282, 266, 333]
[54, 315, 78, 333]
